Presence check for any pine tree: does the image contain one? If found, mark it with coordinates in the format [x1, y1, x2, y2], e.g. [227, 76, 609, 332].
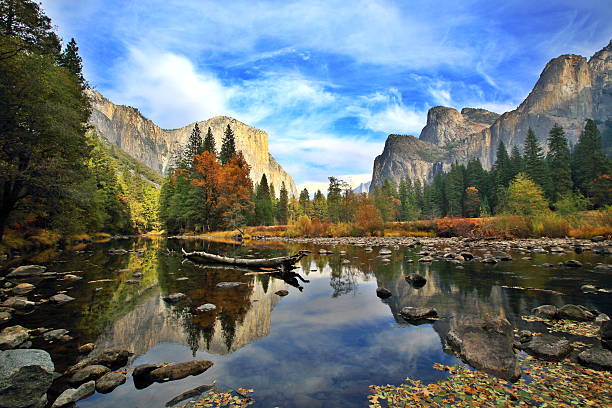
[509, 145, 523, 179]
[278, 182, 289, 224]
[313, 190, 328, 221]
[327, 177, 343, 222]
[445, 163, 465, 216]
[299, 188, 312, 216]
[219, 124, 236, 165]
[572, 119, 609, 197]
[523, 128, 550, 193]
[546, 124, 572, 202]
[182, 123, 203, 168]
[203, 126, 216, 155]
[493, 141, 513, 187]
[59, 38, 84, 85]
[254, 174, 274, 225]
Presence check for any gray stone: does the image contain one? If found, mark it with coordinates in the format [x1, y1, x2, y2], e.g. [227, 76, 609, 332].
[95, 372, 126, 393]
[12, 283, 35, 295]
[69, 365, 110, 384]
[558, 304, 595, 321]
[51, 380, 95, 408]
[132, 363, 160, 379]
[65, 349, 133, 374]
[460, 251, 474, 260]
[525, 335, 572, 361]
[400, 307, 438, 321]
[0, 325, 29, 350]
[43, 329, 70, 342]
[195, 304, 217, 313]
[49, 294, 75, 305]
[275, 290, 289, 296]
[376, 287, 392, 299]
[564, 260, 583, 267]
[577, 347, 612, 371]
[6, 265, 47, 279]
[162, 293, 187, 303]
[0, 311, 11, 325]
[148, 360, 213, 382]
[215, 282, 245, 289]
[78, 343, 96, 354]
[532, 304, 558, 319]
[0, 349, 54, 408]
[1, 297, 35, 313]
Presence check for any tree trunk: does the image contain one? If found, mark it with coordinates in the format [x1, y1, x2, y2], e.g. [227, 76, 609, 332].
[182, 248, 308, 269]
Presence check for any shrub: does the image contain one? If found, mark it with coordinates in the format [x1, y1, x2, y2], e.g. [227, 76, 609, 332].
[328, 222, 354, 237]
[530, 213, 569, 238]
[506, 173, 549, 216]
[285, 216, 312, 237]
[435, 218, 480, 237]
[554, 193, 590, 216]
[353, 201, 384, 236]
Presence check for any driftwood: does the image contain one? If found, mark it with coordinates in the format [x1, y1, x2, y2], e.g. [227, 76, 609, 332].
[181, 248, 308, 269]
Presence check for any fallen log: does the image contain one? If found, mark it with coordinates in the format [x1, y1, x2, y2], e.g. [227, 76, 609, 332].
[181, 248, 308, 269]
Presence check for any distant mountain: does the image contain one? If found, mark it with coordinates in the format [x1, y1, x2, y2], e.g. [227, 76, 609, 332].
[353, 181, 371, 194]
[370, 40, 611, 192]
[88, 90, 298, 196]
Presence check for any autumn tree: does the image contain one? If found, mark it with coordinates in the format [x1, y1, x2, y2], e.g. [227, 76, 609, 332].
[506, 173, 549, 216]
[353, 196, 384, 236]
[218, 152, 253, 229]
[463, 187, 481, 218]
[191, 151, 222, 231]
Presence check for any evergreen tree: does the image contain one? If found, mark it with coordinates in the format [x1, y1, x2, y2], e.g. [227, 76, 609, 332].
[327, 177, 343, 222]
[278, 182, 289, 224]
[59, 38, 84, 84]
[445, 163, 465, 217]
[464, 187, 481, 218]
[546, 124, 572, 202]
[523, 128, 550, 193]
[181, 123, 203, 168]
[299, 188, 312, 217]
[219, 124, 236, 165]
[313, 190, 328, 221]
[509, 145, 523, 179]
[203, 126, 216, 155]
[493, 141, 513, 187]
[254, 174, 274, 225]
[572, 119, 609, 197]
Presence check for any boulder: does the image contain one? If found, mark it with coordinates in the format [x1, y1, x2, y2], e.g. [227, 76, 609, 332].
[558, 304, 595, 321]
[69, 364, 110, 384]
[0, 349, 54, 408]
[400, 307, 438, 321]
[95, 372, 126, 394]
[0, 311, 11, 325]
[1, 297, 35, 314]
[525, 335, 572, 361]
[51, 380, 95, 408]
[49, 294, 75, 305]
[65, 349, 133, 375]
[162, 293, 187, 304]
[564, 260, 583, 268]
[6, 265, 47, 279]
[132, 363, 160, 379]
[601, 320, 612, 351]
[12, 283, 35, 295]
[460, 251, 474, 260]
[43, 329, 71, 342]
[532, 305, 558, 319]
[445, 316, 520, 381]
[148, 360, 213, 382]
[78, 343, 96, 354]
[275, 290, 289, 296]
[406, 273, 427, 287]
[195, 304, 216, 313]
[379, 248, 392, 255]
[577, 347, 612, 371]
[376, 287, 392, 299]
[0, 325, 29, 350]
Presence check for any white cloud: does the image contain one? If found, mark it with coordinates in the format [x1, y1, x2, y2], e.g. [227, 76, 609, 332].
[298, 173, 371, 195]
[103, 47, 231, 128]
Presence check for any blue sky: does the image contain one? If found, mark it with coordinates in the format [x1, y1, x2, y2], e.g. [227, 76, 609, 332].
[41, 0, 611, 191]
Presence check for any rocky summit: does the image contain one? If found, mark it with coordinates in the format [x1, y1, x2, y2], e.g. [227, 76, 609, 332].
[370, 40, 611, 191]
[88, 90, 297, 196]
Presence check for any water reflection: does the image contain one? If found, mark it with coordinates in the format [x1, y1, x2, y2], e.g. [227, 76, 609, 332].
[3, 239, 611, 408]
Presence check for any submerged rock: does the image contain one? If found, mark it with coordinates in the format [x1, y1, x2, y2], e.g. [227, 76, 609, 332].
[69, 365, 110, 384]
[148, 360, 213, 382]
[532, 305, 558, 319]
[577, 347, 612, 371]
[564, 260, 583, 267]
[0, 349, 54, 408]
[0, 325, 29, 350]
[376, 287, 392, 299]
[66, 349, 133, 375]
[525, 335, 572, 361]
[418, 256, 434, 262]
[405, 273, 427, 287]
[557, 304, 595, 321]
[51, 381, 95, 408]
[49, 294, 75, 305]
[400, 307, 437, 321]
[6, 265, 47, 279]
[445, 316, 520, 382]
[11, 283, 35, 295]
[95, 372, 126, 393]
[195, 304, 217, 313]
[163, 293, 187, 304]
[1, 297, 35, 314]
[379, 248, 392, 255]
[215, 282, 245, 289]
[275, 290, 289, 296]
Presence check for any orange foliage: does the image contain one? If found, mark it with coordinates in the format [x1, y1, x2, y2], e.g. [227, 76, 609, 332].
[217, 153, 253, 228]
[354, 199, 384, 236]
[434, 217, 481, 237]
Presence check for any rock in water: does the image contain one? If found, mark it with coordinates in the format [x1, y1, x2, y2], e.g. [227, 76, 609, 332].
[148, 360, 213, 382]
[601, 320, 612, 351]
[65, 349, 133, 375]
[51, 381, 95, 408]
[275, 290, 289, 296]
[69, 365, 110, 384]
[78, 343, 96, 354]
[376, 287, 392, 299]
[12, 283, 35, 295]
[0, 325, 29, 350]
[195, 304, 217, 313]
[1, 297, 35, 314]
[445, 316, 520, 381]
[525, 335, 572, 361]
[406, 273, 427, 287]
[6, 265, 47, 278]
[557, 304, 595, 321]
[95, 372, 127, 394]
[577, 347, 612, 371]
[400, 307, 438, 321]
[215, 282, 245, 289]
[0, 349, 54, 408]
[162, 293, 187, 303]
[531, 305, 558, 319]
[49, 294, 75, 305]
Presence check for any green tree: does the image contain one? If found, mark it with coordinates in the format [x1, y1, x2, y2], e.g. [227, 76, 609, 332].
[523, 128, 550, 194]
[509, 145, 523, 179]
[59, 37, 84, 84]
[254, 174, 274, 225]
[312, 190, 328, 221]
[506, 173, 549, 216]
[277, 181, 289, 224]
[299, 188, 313, 217]
[219, 124, 236, 165]
[445, 163, 465, 217]
[572, 119, 609, 198]
[181, 123, 203, 168]
[546, 124, 572, 202]
[493, 141, 513, 188]
[327, 177, 343, 222]
[464, 187, 481, 218]
[203, 126, 216, 155]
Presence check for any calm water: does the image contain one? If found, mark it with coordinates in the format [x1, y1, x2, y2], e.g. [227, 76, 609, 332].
[4, 238, 611, 408]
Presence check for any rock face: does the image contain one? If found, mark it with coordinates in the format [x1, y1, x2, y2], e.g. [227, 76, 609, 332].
[370, 40, 612, 190]
[88, 90, 297, 196]
[0, 349, 54, 408]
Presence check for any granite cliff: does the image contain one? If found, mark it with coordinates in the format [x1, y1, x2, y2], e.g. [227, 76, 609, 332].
[88, 90, 297, 196]
[370, 40, 611, 191]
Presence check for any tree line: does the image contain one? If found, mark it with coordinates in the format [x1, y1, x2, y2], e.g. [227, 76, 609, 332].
[0, 0, 159, 242]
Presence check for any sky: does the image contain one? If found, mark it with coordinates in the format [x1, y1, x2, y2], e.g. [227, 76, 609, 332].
[41, 0, 611, 192]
